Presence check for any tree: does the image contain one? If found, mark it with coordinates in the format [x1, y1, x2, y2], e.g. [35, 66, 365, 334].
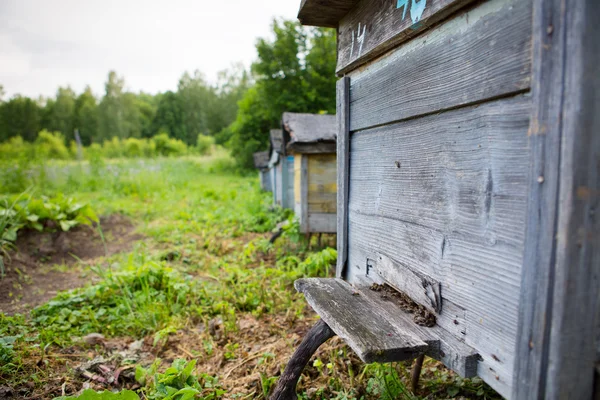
[135, 93, 158, 139]
[0, 85, 5, 103]
[151, 91, 186, 141]
[227, 87, 272, 169]
[46, 87, 76, 138]
[209, 64, 250, 137]
[253, 19, 309, 123]
[303, 28, 337, 114]
[73, 86, 99, 145]
[0, 96, 42, 142]
[226, 19, 337, 169]
[98, 71, 126, 140]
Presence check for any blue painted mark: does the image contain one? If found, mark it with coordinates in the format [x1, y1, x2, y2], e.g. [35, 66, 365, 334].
[396, 0, 427, 24]
[410, 0, 427, 23]
[396, 0, 409, 20]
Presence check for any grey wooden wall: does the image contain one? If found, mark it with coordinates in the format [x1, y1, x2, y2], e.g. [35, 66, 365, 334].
[341, 0, 532, 396]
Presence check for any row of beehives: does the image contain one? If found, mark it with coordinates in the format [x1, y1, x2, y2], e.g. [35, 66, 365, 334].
[253, 112, 337, 234]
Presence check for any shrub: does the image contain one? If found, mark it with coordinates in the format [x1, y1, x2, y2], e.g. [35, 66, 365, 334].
[196, 134, 214, 156]
[101, 137, 125, 158]
[0, 136, 31, 161]
[152, 133, 188, 157]
[33, 130, 70, 160]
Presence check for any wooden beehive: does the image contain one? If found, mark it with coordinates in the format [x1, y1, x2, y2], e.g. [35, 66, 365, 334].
[268, 129, 294, 209]
[253, 151, 271, 192]
[292, 0, 600, 398]
[282, 112, 337, 234]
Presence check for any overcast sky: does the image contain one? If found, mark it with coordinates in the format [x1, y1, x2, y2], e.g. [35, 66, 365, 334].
[0, 0, 300, 99]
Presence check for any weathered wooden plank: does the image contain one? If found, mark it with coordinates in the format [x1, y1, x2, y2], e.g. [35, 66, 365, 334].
[337, 0, 475, 74]
[307, 213, 337, 234]
[348, 95, 530, 245]
[297, 0, 357, 28]
[349, 234, 517, 396]
[345, 95, 530, 395]
[511, 0, 568, 397]
[336, 77, 350, 278]
[358, 285, 479, 378]
[546, 0, 600, 396]
[300, 155, 309, 234]
[514, 0, 600, 398]
[374, 253, 441, 314]
[282, 156, 295, 210]
[307, 153, 337, 214]
[296, 278, 428, 363]
[288, 142, 336, 154]
[348, 0, 532, 132]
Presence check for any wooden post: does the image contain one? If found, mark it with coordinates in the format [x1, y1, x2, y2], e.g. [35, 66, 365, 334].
[270, 319, 336, 400]
[411, 354, 425, 394]
[335, 77, 350, 279]
[513, 0, 600, 398]
[74, 129, 83, 160]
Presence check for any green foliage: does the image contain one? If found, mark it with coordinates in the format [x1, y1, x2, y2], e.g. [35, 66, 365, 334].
[34, 130, 70, 159]
[6, 194, 99, 232]
[196, 135, 214, 156]
[226, 20, 337, 170]
[136, 359, 225, 400]
[0, 95, 42, 142]
[0, 195, 23, 277]
[0, 67, 246, 147]
[0, 193, 98, 271]
[31, 262, 201, 338]
[152, 133, 188, 157]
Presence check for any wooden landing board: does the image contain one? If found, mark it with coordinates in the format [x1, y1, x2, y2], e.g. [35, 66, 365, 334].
[296, 278, 479, 376]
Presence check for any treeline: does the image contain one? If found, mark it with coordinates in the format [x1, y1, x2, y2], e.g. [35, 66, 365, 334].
[0, 20, 337, 170]
[0, 67, 248, 147]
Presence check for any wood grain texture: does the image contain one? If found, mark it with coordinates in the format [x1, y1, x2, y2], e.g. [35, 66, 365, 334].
[337, 0, 474, 74]
[546, 0, 600, 396]
[514, 0, 600, 398]
[336, 77, 350, 278]
[348, 0, 532, 132]
[296, 278, 480, 375]
[297, 0, 357, 28]
[374, 253, 441, 314]
[358, 285, 479, 378]
[300, 155, 309, 234]
[296, 278, 428, 363]
[282, 156, 295, 210]
[307, 213, 337, 234]
[346, 95, 530, 396]
[511, 0, 568, 397]
[307, 153, 337, 215]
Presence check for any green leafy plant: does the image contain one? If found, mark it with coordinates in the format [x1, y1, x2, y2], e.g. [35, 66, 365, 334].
[136, 359, 225, 400]
[1, 194, 99, 233]
[0, 196, 22, 278]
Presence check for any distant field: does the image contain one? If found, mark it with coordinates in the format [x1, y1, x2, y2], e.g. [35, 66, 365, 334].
[0, 155, 498, 399]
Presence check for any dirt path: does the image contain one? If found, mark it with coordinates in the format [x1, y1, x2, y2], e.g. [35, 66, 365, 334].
[0, 214, 142, 315]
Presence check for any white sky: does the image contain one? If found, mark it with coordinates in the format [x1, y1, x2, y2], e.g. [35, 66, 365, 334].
[0, 0, 300, 99]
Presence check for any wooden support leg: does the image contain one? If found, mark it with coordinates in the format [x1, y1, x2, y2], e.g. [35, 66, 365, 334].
[410, 354, 425, 394]
[317, 233, 322, 249]
[270, 319, 336, 400]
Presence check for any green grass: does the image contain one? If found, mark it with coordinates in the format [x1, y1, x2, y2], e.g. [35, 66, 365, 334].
[0, 153, 499, 400]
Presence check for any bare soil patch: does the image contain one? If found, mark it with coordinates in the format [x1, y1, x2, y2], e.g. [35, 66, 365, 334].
[0, 214, 143, 315]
